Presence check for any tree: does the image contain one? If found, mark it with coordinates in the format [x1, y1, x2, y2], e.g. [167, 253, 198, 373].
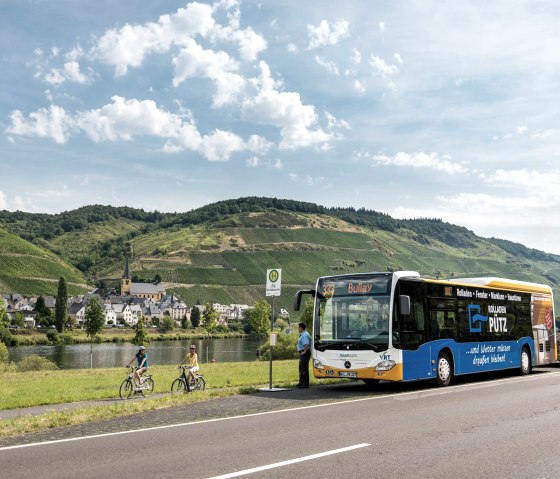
[246, 300, 271, 335]
[84, 297, 104, 340]
[300, 298, 314, 331]
[202, 303, 218, 336]
[131, 319, 148, 346]
[0, 298, 9, 329]
[190, 307, 201, 328]
[84, 297, 105, 369]
[161, 316, 175, 332]
[181, 313, 189, 330]
[34, 295, 53, 327]
[55, 277, 68, 333]
[154, 274, 162, 284]
[11, 312, 25, 329]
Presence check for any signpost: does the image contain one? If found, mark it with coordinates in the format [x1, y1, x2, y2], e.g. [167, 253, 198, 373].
[260, 269, 287, 392]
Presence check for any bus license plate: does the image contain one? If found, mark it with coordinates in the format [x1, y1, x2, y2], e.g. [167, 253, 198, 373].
[339, 371, 357, 378]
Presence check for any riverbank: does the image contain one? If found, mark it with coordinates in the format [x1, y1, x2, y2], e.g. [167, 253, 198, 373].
[0, 359, 312, 438]
[3, 327, 247, 346]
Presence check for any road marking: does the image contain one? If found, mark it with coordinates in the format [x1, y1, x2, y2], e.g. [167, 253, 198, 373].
[1, 370, 559, 452]
[205, 443, 371, 479]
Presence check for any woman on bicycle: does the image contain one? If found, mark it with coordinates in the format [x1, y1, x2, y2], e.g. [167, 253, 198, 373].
[127, 345, 149, 390]
[178, 344, 198, 391]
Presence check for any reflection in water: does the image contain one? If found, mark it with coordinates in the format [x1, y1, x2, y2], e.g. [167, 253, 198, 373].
[7, 338, 265, 369]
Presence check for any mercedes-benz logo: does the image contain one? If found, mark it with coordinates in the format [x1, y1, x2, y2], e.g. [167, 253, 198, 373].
[344, 361, 351, 369]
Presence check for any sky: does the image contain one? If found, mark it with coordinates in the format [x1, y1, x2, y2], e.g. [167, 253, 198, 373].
[1, 0, 560, 254]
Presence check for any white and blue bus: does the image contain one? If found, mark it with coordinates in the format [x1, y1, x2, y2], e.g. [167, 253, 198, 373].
[294, 271, 556, 386]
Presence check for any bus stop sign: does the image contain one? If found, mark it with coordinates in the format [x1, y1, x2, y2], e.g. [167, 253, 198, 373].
[266, 269, 282, 297]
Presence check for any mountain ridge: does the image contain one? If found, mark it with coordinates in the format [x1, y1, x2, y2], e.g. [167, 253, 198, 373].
[0, 197, 559, 312]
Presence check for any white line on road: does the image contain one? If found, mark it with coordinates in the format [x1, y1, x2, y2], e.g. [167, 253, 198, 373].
[205, 443, 371, 479]
[1, 371, 558, 452]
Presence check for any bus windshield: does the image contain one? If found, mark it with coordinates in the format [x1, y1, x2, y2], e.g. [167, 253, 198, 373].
[315, 274, 392, 352]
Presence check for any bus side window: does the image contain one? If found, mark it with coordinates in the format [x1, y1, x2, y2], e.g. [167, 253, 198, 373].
[439, 311, 457, 339]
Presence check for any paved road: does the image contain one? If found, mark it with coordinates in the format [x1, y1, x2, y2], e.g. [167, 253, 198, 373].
[2, 368, 560, 478]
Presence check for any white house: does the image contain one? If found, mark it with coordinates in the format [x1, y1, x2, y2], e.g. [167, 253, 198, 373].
[104, 305, 118, 325]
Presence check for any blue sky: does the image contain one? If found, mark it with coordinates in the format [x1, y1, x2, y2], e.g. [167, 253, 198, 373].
[2, 1, 560, 253]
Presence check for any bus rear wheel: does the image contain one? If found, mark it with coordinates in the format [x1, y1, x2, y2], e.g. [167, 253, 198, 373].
[520, 347, 531, 376]
[436, 352, 453, 387]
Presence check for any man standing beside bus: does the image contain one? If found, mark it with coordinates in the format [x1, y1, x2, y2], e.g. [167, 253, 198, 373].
[297, 322, 311, 388]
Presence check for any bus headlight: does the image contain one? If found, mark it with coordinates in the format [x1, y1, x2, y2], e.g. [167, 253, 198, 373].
[375, 360, 396, 371]
[313, 359, 324, 369]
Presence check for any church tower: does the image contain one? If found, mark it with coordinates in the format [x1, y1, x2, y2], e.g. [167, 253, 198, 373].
[121, 257, 131, 295]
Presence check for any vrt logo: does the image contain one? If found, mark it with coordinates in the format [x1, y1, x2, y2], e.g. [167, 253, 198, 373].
[468, 304, 488, 333]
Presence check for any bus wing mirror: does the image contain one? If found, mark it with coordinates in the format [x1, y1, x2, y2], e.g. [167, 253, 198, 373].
[294, 289, 316, 311]
[399, 295, 411, 315]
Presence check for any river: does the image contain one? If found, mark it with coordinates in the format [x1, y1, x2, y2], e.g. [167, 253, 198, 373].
[7, 337, 265, 369]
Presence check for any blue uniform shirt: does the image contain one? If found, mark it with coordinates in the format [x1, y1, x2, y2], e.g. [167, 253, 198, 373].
[297, 330, 311, 352]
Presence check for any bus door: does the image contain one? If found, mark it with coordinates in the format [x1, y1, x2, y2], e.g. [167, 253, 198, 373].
[394, 281, 431, 380]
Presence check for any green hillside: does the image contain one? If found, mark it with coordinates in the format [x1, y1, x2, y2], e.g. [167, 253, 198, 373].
[0, 228, 88, 296]
[1, 198, 559, 313]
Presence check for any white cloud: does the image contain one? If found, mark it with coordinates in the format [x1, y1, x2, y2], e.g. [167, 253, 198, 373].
[172, 39, 245, 106]
[307, 19, 350, 50]
[6, 96, 268, 162]
[242, 61, 332, 150]
[369, 55, 399, 77]
[353, 80, 366, 93]
[44, 61, 95, 86]
[0, 191, 6, 210]
[378, 22, 386, 32]
[481, 168, 560, 200]
[5, 105, 75, 144]
[351, 48, 362, 65]
[198, 129, 245, 161]
[90, 3, 216, 76]
[314, 56, 339, 75]
[246, 156, 262, 167]
[89, 1, 265, 77]
[287, 43, 298, 53]
[393, 53, 403, 64]
[77, 96, 183, 142]
[372, 152, 468, 174]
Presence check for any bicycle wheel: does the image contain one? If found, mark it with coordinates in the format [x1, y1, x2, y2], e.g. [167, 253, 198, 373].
[194, 376, 206, 391]
[140, 377, 154, 397]
[171, 378, 186, 395]
[119, 379, 134, 400]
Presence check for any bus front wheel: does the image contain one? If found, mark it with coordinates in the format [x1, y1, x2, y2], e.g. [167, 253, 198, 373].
[520, 347, 531, 376]
[436, 352, 453, 387]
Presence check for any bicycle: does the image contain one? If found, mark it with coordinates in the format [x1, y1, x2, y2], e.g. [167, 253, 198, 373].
[119, 366, 154, 400]
[171, 366, 206, 395]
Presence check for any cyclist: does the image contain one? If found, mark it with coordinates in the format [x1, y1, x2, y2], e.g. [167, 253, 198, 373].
[127, 345, 149, 391]
[178, 344, 199, 392]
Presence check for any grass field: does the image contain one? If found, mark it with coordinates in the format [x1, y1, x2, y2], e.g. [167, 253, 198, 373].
[0, 359, 311, 437]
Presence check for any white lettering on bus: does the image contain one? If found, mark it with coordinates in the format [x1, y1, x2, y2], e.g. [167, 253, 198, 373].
[489, 317, 507, 333]
[490, 292, 505, 300]
[488, 305, 506, 314]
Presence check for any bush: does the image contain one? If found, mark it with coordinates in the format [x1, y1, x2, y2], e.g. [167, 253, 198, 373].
[0, 342, 8, 362]
[17, 355, 58, 371]
[0, 327, 13, 346]
[46, 330, 60, 344]
[259, 332, 298, 360]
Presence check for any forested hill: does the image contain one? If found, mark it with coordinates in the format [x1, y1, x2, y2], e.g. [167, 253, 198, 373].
[1, 197, 559, 309]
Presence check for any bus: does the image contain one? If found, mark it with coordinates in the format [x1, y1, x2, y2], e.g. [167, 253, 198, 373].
[294, 271, 556, 387]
